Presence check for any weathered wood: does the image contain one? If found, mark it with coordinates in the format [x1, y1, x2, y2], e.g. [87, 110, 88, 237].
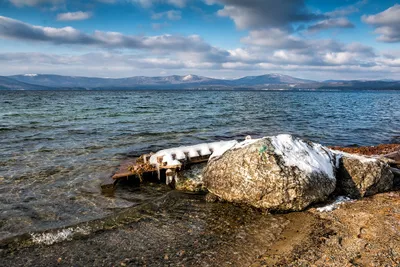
[110, 155, 209, 185]
[112, 172, 134, 179]
[100, 175, 118, 193]
[112, 158, 138, 180]
[101, 158, 141, 193]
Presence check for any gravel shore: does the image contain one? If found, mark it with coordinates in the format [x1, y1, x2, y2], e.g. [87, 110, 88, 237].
[2, 189, 399, 266]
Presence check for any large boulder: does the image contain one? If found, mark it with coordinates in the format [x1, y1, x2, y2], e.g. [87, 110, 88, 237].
[334, 152, 394, 198]
[203, 135, 337, 211]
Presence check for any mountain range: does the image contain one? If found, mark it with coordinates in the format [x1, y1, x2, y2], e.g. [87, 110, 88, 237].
[1, 73, 399, 90]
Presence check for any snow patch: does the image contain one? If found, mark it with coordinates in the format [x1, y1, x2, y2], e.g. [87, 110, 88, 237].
[209, 140, 239, 159]
[270, 134, 335, 179]
[330, 149, 377, 163]
[31, 226, 90, 245]
[183, 74, 195, 81]
[316, 196, 353, 212]
[209, 138, 261, 160]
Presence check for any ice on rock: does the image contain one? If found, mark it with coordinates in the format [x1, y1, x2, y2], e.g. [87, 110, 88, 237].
[207, 135, 336, 179]
[203, 134, 338, 211]
[316, 196, 353, 212]
[329, 149, 377, 164]
[208, 140, 239, 159]
[270, 134, 336, 180]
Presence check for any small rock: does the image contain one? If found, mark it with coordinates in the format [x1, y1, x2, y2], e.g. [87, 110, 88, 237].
[335, 152, 394, 198]
[205, 192, 219, 203]
[175, 163, 207, 192]
[176, 250, 185, 257]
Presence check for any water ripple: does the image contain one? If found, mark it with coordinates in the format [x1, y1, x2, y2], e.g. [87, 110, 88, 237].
[0, 89, 399, 241]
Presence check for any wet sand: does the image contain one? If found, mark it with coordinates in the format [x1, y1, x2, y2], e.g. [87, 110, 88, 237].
[1, 190, 289, 266]
[254, 191, 400, 266]
[2, 188, 400, 266]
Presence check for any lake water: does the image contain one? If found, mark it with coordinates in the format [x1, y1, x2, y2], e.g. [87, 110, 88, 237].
[0, 90, 399, 241]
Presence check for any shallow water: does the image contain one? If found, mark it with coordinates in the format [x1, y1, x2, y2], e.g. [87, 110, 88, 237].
[0, 90, 399, 241]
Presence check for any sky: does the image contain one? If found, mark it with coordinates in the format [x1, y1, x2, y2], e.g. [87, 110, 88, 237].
[0, 0, 400, 80]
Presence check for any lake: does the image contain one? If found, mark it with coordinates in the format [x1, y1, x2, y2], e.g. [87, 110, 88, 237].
[0, 89, 399, 241]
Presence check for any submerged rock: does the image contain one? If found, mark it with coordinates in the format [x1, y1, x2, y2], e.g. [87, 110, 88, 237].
[203, 134, 337, 211]
[334, 152, 394, 198]
[175, 163, 207, 192]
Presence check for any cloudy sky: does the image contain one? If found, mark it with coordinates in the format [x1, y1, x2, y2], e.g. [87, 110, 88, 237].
[0, 0, 399, 80]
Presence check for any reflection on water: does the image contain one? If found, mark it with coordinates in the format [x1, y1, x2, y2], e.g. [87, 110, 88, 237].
[0, 90, 399, 240]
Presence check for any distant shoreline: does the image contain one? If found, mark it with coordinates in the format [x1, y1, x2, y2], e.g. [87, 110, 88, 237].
[2, 73, 400, 91]
[2, 88, 400, 91]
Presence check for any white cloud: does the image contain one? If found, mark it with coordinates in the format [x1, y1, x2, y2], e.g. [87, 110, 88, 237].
[272, 50, 314, 64]
[0, 16, 215, 53]
[57, 11, 92, 21]
[8, 0, 63, 7]
[326, 0, 367, 17]
[378, 57, 400, 67]
[307, 18, 354, 33]
[0, 14, 385, 77]
[152, 22, 170, 30]
[0, 50, 398, 80]
[206, 0, 323, 30]
[0, 1, 398, 80]
[324, 52, 355, 65]
[362, 4, 400, 42]
[151, 10, 181, 20]
[167, 0, 185, 8]
[132, 0, 186, 8]
[241, 28, 306, 49]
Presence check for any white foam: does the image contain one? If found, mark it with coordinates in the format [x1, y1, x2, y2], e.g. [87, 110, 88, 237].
[270, 134, 335, 179]
[24, 74, 38, 77]
[31, 226, 90, 245]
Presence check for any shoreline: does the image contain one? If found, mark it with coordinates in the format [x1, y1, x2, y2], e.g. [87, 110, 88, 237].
[1, 190, 399, 266]
[1, 142, 399, 266]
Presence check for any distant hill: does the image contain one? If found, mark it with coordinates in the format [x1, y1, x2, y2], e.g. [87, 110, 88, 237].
[319, 80, 400, 90]
[3, 73, 400, 90]
[9, 74, 222, 89]
[232, 73, 315, 85]
[0, 76, 48, 90]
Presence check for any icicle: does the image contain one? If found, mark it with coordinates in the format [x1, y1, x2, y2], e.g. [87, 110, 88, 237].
[174, 173, 179, 185]
[166, 169, 173, 185]
[156, 163, 160, 180]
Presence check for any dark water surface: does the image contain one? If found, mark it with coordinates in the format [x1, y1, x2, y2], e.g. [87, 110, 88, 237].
[0, 90, 399, 241]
